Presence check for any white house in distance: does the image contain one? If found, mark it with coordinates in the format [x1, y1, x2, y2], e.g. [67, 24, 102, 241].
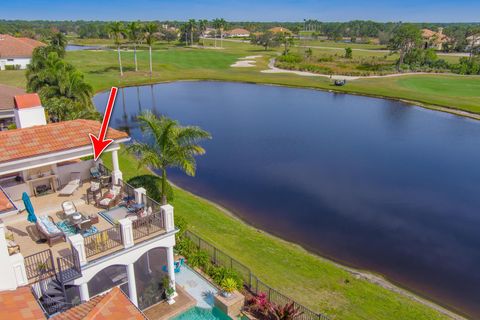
[466, 33, 480, 50]
[225, 28, 251, 38]
[0, 34, 45, 70]
[0, 93, 180, 319]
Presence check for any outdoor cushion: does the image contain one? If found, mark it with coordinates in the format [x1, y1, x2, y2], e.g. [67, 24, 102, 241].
[39, 216, 61, 234]
[99, 198, 112, 206]
[91, 181, 100, 191]
[104, 193, 114, 199]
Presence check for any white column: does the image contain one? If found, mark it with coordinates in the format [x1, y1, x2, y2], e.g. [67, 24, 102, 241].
[127, 263, 138, 307]
[10, 254, 28, 287]
[68, 234, 87, 266]
[119, 218, 134, 248]
[166, 246, 177, 298]
[0, 221, 20, 290]
[79, 282, 90, 302]
[134, 187, 146, 204]
[111, 149, 123, 184]
[161, 204, 175, 232]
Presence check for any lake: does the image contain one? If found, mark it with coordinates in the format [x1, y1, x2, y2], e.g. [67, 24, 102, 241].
[94, 81, 480, 318]
[66, 44, 103, 51]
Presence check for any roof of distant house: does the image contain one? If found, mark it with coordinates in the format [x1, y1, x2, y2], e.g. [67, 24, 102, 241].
[268, 27, 292, 34]
[0, 84, 25, 111]
[51, 287, 146, 320]
[421, 29, 449, 43]
[0, 34, 45, 59]
[226, 28, 250, 35]
[0, 119, 129, 163]
[0, 286, 47, 320]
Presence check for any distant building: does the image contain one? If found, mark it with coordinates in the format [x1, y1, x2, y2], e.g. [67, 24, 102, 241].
[268, 27, 292, 35]
[421, 28, 449, 50]
[0, 84, 25, 130]
[225, 28, 251, 38]
[0, 34, 45, 70]
[466, 33, 480, 50]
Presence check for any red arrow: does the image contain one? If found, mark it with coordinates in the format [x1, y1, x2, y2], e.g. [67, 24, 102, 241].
[89, 87, 118, 161]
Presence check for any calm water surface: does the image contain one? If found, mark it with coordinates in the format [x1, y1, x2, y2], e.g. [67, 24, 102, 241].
[94, 82, 480, 317]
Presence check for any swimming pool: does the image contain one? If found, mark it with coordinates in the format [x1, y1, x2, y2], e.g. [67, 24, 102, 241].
[172, 307, 232, 320]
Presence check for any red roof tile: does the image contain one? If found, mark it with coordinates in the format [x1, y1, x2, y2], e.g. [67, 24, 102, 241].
[0, 119, 129, 163]
[0, 34, 45, 58]
[51, 287, 146, 320]
[0, 287, 46, 320]
[0, 84, 25, 111]
[14, 93, 42, 109]
[0, 187, 14, 212]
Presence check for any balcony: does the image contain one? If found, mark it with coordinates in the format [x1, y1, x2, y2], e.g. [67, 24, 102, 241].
[1, 178, 171, 284]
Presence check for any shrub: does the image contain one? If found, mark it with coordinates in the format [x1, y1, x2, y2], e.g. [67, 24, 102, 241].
[188, 250, 211, 269]
[207, 265, 243, 289]
[176, 236, 197, 258]
[269, 301, 304, 320]
[220, 278, 238, 293]
[127, 174, 174, 202]
[246, 292, 272, 317]
[278, 53, 302, 64]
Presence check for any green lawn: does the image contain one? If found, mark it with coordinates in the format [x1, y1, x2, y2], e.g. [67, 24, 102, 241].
[101, 150, 451, 320]
[0, 70, 26, 88]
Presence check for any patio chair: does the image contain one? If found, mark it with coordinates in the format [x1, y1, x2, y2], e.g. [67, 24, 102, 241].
[36, 215, 66, 247]
[90, 167, 101, 180]
[62, 201, 77, 217]
[79, 219, 93, 233]
[59, 172, 82, 196]
[97, 185, 122, 209]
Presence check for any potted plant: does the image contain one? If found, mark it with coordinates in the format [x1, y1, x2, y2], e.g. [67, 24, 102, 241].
[220, 277, 237, 298]
[163, 276, 176, 304]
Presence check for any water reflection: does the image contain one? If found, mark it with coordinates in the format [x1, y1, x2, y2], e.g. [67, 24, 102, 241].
[94, 81, 480, 318]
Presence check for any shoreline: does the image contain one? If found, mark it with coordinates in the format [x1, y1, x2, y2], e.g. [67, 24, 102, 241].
[167, 179, 468, 320]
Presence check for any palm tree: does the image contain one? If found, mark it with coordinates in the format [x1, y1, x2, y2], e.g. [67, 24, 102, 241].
[218, 18, 226, 48]
[49, 32, 68, 57]
[212, 18, 221, 48]
[128, 112, 211, 204]
[108, 21, 125, 76]
[199, 20, 208, 46]
[143, 22, 158, 76]
[127, 21, 143, 72]
[188, 19, 197, 46]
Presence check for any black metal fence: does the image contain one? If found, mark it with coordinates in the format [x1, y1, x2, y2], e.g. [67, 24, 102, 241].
[84, 225, 124, 258]
[185, 230, 330, 320]
[57, 250, 82, 283]
[24, 249, 55, 282]
[132, 210, 165, 241]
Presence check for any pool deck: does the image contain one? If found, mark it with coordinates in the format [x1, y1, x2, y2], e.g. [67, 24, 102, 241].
[176, 265, 219, 309]
[143, 285, 196, 320]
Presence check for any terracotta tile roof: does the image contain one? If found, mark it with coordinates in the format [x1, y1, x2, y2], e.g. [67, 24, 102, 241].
[268, 27, 292, 34]
[226, 28, 250, 36]
[14, 93, 42, 109]
[0, 34, 45, 58]
[51, 287, 146, 320]
[421, 28, 449, 43]
[0, 119, 129, 163]
[0, 187, 14, 212]
[0, 286, 46, 320]
[0, 84, 25, 111]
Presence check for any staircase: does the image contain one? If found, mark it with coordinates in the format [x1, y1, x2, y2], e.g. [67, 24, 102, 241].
[35, 251, 83, 316]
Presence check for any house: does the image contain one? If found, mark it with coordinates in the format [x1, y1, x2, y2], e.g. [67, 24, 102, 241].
[0, 84, 25, 130]
[225, 28, 250, 38]
[268, 27, 292, 35]
[0, 93, 179, 319]
[466, 33, 480, 50]
[0, 34, 45, 70]
[421, 28, 449, 50]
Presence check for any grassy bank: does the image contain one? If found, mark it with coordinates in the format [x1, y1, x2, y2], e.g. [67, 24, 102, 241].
[102, 150, 451, 320]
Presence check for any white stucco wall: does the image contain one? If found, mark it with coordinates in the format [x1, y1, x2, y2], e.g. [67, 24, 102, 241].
[56, 159, 95, 186]
[0, 58, 31, 70]
[14, 106, 47, 129]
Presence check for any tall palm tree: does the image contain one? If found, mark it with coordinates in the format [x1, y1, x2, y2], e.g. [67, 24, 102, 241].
[143, 22, 158, 76]
[212, 18, 221, 48]
[127, 21, 143, 72]
[218, 18, 226, 48]
[199, 20, 208, 46]
[49, 31, 68, 57]
[128, 112, 211, 204]
[187, 19, 196, 46]
[108, 21, 125, 76]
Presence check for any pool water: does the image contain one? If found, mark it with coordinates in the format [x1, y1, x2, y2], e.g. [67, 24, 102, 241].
[172, 307, 232, 320]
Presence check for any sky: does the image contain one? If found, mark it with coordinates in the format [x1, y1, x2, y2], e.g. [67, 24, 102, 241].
[1, 0, 479, 22]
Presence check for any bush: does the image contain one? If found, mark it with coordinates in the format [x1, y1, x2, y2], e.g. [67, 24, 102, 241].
[188, 250, 211, 269]
[207, 265, 243, 289]
[277, 53, 302, 64]
[5, 64, 21, 70]
[127, 174, 174, 202]
[176, 236, 197, 258]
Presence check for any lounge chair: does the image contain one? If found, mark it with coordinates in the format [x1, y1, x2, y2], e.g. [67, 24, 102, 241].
[97, 185, 122, 209]
[59, 172, 82, 196]
[62, 201, 77, 217]
[36, 216, 66, 247]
